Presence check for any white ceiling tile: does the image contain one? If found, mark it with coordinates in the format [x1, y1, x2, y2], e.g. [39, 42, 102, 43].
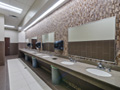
[0, 0, 36, 29]
[26, 0, 35, 6]
[15, 0, 28, 4]
[9, 0, 25, 9]
[0, 0, 10, 4]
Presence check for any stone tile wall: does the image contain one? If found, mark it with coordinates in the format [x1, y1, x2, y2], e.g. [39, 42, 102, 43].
[26, 0, 120, 64]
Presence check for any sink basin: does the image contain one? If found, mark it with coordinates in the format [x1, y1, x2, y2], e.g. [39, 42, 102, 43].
[29, 51, 35, 53]
[42, 56, 50, 58]
[52, 58, 57, 60]
[86, 68, 112, 77]
[29, 51, 34, 53]
[61, 61, 74, 65]
[35, 53, 42, 56]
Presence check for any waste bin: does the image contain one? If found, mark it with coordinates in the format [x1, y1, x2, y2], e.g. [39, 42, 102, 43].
[51, 65, 61, 85]
[25, 54, 28, 61]
[32, 57, 37, 68]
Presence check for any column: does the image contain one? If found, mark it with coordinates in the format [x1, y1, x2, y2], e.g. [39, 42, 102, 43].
[0, 14, 5, 66]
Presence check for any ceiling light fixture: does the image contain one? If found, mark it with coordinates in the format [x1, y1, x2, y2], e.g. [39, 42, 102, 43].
[18, 27, 22, 30]
[23, 0, 65, 31]
[4, 25, 15, 28]
[0, 2, 23, 14]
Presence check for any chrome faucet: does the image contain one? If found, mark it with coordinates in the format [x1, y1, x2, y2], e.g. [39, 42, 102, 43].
[69, 57, 73, 62]
[97, 62, 112, 72]
[68, 57, 77, 63]
[97, 62, 104, 69]
[107, 68, 111, 72]
[69, 57, 75, 62]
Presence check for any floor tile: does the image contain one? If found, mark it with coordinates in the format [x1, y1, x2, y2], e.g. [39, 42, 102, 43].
[28, 82, 44, 90]
[7, 58, 52, 90]
[18, 86, 30, 90]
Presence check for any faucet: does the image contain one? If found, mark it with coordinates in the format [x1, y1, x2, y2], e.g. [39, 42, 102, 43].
[68, 57, 77, 63]
[107, 68, 111, 72]
[69, 57, 74, 62]
[97, 62, 112, 72]
[97, 62, 105, 69]
[69, 57, 73, 62]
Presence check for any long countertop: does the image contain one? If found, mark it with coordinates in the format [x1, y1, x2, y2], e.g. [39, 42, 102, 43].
[19, 49, 120, 90]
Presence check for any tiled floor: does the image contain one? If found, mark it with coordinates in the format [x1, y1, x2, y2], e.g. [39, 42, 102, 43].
[7, 58, 52, 90]
[0, 55, 18, 90]
[0, 66, 5, 90]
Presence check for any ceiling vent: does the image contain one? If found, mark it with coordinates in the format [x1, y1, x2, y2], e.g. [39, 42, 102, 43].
[9, 15, 18, 18]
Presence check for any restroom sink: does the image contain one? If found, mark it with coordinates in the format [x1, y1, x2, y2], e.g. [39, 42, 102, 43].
[29, 51, 35, 53]
[86, 68, 112, 77]
[42, 56, 50, 58]
[61, 61, 74, 65]
[35, 53, 43, 56]
[52, 57, 57, 60]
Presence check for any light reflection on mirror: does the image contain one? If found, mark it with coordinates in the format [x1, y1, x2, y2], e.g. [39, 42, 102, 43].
[68, 16, 116, 62]
[42, 32, 54, 52]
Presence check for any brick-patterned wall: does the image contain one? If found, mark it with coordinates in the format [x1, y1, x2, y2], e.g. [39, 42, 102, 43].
[26, 0, 120, 64]
[68, 40, 115, 61]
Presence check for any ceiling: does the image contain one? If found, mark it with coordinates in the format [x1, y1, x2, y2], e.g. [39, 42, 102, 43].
[0, 0, 69, 31]
[0, 0, 36, 29]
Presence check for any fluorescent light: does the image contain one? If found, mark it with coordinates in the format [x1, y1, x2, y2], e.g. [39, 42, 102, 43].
[18, 27, 22, 30]
[0, 2, 22, 14]
[4, 25, 15, 28]
[23, 0, 65, 31]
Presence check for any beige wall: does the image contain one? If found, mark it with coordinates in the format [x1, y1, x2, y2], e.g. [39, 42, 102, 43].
[68, 17, 116, 42]
[18, 31, 26, 43]
[0, 14, 4, 41]
[5, 29, 18, 43]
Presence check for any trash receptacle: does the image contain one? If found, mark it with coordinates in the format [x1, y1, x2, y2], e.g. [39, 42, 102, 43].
[51, 65, 61, 85]
[25, 54, 28, 61]
[32, 57, 37, 68]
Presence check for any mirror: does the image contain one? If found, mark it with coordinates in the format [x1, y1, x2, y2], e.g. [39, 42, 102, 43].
[31, 37, 37, 49]
[26, 37, 38, 49]
[68, 16, 116, 62]
[25, 39, 29, 43]
[42, 32, 54, 52]
[25, 39, 30, 49]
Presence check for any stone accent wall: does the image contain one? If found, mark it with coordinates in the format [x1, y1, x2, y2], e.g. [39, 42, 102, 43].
[26, 0, 120, 64]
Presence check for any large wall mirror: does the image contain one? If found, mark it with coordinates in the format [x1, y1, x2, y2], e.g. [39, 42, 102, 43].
[31, 37, 37, 49]
[26, 37, 37, 49]
[68, 16, 116, 62]
[42, 32, 54, 52]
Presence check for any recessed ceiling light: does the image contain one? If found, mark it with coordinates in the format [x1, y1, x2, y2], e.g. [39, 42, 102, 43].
[0, 2, 23, 14]
[23, 0, 66, 31]
[18, 27, 22, 30]
[4, 25, 15, 28]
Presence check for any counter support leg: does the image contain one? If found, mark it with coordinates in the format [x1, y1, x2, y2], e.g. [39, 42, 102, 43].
[51, 65, 61, 85]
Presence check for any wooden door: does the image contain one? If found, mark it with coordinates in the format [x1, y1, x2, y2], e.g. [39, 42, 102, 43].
[5, 38, 10, 56]
[32, 39, 37, 49]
